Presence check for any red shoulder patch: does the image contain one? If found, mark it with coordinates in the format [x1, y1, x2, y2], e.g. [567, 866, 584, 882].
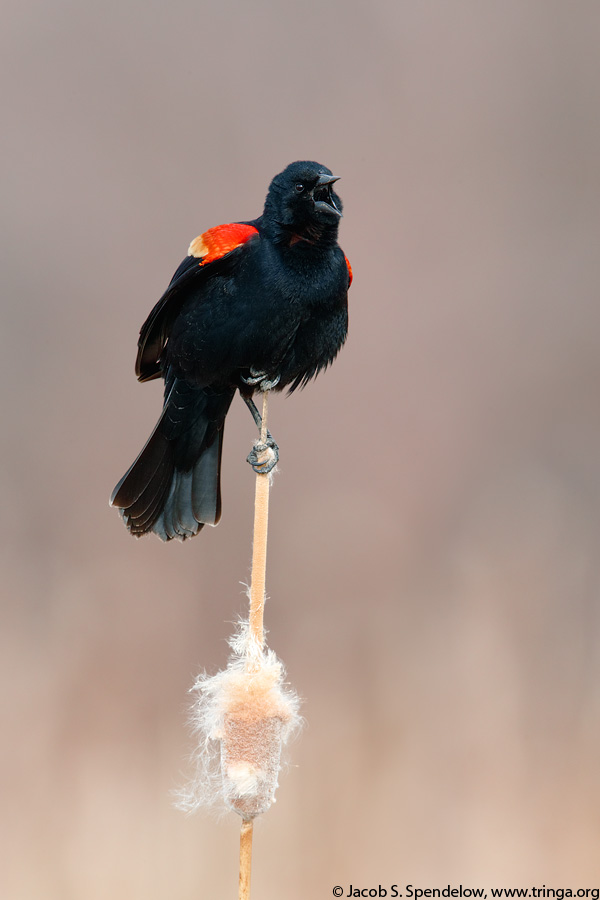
[345, 255, 353, 286]
[188, 223, 258, 265]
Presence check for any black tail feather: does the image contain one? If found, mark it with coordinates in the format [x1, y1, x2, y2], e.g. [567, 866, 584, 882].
[111, 383, 234, 541]
[193, 434, 223, 523]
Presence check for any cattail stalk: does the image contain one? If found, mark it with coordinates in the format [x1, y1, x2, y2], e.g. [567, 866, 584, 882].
[247, 390, 270, 656]
[238, 390, 270, 898]
[239, 819, 253, 900]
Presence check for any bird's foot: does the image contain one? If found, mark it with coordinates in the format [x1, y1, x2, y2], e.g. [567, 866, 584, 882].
[241, 368, 281, 392]
[247, 436, 279, 474]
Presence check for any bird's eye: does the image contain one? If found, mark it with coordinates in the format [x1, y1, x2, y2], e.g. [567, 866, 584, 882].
[295, 183, 305, 192]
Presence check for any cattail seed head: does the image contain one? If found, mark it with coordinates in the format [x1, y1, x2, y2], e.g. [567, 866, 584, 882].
[176, 623, 301, 818]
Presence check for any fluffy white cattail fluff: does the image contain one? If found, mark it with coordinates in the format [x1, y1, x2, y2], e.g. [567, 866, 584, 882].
[177, 622, 301, 819]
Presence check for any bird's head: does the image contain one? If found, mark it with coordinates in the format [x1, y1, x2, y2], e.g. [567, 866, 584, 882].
[263, 161, 343, 245]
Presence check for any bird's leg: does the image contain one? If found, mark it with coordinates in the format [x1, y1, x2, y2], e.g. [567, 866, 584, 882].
[242, 393, 279, 474]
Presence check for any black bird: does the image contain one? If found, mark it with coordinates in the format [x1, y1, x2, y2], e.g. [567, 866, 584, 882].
[110, 160, 352, 541]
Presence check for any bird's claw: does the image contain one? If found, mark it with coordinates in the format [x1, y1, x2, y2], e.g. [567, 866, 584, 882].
[241, 368, 281, 392]
[246, 437, 279, 474]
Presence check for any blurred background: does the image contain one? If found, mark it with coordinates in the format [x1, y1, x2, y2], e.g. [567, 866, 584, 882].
[2, 0, 600, 896]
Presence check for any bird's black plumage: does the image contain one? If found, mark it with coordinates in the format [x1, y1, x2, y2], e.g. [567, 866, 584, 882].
[111, 161, 351, 540]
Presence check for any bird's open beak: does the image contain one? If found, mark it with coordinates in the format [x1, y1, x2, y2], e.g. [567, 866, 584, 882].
[313, 174, 342, 217]
[316, 174, 341, 187]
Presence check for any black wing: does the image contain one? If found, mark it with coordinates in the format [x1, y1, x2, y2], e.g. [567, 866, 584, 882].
[135, 223, 260, 382]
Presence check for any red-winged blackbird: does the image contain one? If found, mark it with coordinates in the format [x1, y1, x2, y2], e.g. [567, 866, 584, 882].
[110, 161, 352, 541]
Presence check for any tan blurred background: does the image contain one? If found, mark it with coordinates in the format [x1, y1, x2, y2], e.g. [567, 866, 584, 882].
[2, 0, 600, 896]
